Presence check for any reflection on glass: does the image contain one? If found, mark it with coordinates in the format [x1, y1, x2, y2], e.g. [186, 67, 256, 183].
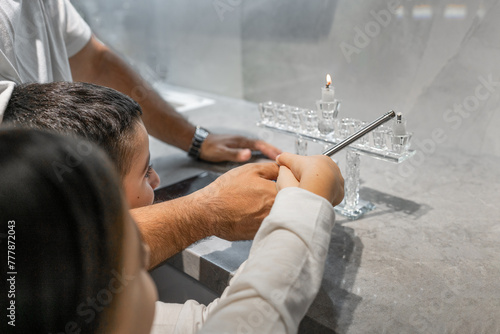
[412, 5, 433, 20]
[444, 4, 467, 20]
[395, 6, 405, 19]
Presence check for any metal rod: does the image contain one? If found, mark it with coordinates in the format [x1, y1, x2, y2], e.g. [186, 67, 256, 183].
[322, 110, 396, 157]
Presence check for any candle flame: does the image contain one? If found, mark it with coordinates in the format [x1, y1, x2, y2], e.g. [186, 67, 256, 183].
[326, 74, 332, 88]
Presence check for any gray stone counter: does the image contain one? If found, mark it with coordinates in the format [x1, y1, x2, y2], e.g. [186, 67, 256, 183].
[149, 86, 500, 334]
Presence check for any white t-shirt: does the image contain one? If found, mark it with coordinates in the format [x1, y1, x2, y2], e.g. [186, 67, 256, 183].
[0, 0, 92, 83]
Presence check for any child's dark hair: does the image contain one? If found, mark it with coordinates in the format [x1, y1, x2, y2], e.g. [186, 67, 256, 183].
[3, 81, 143, 178]
[0, 128, 126, 333]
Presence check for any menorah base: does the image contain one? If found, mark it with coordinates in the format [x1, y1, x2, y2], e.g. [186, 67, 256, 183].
[334, 199, 376, 220]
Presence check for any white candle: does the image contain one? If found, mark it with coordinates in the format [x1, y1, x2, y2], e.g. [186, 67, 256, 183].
[321, 74, 335, 102]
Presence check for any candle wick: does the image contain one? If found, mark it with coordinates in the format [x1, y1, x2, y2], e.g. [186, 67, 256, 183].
[326, 83, 330, 89]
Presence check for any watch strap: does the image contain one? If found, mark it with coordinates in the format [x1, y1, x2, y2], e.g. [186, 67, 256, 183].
[188, 126, 209, 159]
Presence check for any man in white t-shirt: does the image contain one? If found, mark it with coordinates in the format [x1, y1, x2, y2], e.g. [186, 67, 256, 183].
[0, 1, 90, 83]
[0, 0, 280, 163]
[0, 0, 283, 267]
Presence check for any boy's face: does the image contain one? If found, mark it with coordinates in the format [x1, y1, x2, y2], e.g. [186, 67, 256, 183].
[123, 121, 160, 209]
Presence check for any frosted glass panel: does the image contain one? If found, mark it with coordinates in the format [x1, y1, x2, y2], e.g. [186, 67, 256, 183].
[73, 0, 500, 157]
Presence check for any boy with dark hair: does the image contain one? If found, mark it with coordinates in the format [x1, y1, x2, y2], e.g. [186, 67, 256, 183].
[5, 82, 160, 208]
[2, 81, 279, 268]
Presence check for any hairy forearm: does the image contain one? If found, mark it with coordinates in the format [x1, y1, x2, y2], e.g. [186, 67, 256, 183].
[70, 37, 195, 151]
[130, 193, 215, 269]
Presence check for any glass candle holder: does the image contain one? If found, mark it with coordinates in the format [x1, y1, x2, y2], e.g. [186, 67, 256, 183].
[356, 121, 370, 147]
[391, 132, 413, 153]
[288, 107, 304, 131]
[295, 137, 308, 155]
[258, 101, 276, 125]
[339, 118, 361, 140]
[317, 100, 340, 137]
[275, 104, 289, 129]
[301, 109, 319, 135]
[372, 124, 391, 150]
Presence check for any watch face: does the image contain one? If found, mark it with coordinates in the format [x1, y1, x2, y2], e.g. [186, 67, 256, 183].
[197, 127, 209, 138]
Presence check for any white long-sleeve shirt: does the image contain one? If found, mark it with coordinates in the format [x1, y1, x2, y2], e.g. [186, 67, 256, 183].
[151, 187, 336, 334]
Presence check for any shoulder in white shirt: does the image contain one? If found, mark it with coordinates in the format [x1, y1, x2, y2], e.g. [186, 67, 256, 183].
[0, 0, 92, 83]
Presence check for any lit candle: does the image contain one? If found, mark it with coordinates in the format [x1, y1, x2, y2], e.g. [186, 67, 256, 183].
[321, 74, 335, 102]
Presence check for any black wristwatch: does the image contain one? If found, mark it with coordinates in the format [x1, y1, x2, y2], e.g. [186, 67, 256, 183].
[188, 126, 210, 159]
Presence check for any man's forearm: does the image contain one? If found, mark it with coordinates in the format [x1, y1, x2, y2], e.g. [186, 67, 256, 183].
[130, 193, 214, 269]
[70, 36, 195, 151]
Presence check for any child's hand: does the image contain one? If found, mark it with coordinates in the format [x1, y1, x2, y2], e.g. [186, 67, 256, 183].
[276, 165, 299, 188]
[276, 153, 344, 206]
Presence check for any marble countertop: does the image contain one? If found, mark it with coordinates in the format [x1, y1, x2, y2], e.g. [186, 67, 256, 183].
[149, 85, 500, 333]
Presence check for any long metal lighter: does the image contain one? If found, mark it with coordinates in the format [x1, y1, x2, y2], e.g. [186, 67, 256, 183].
[322, 110, 396, 157]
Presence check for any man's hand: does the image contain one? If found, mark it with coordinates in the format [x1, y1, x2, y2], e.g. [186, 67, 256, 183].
[276, 153, 344, 206]
[196, 162, 279, 240]
[200, 134, 282, 163]
[132, 162, 278, 268]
